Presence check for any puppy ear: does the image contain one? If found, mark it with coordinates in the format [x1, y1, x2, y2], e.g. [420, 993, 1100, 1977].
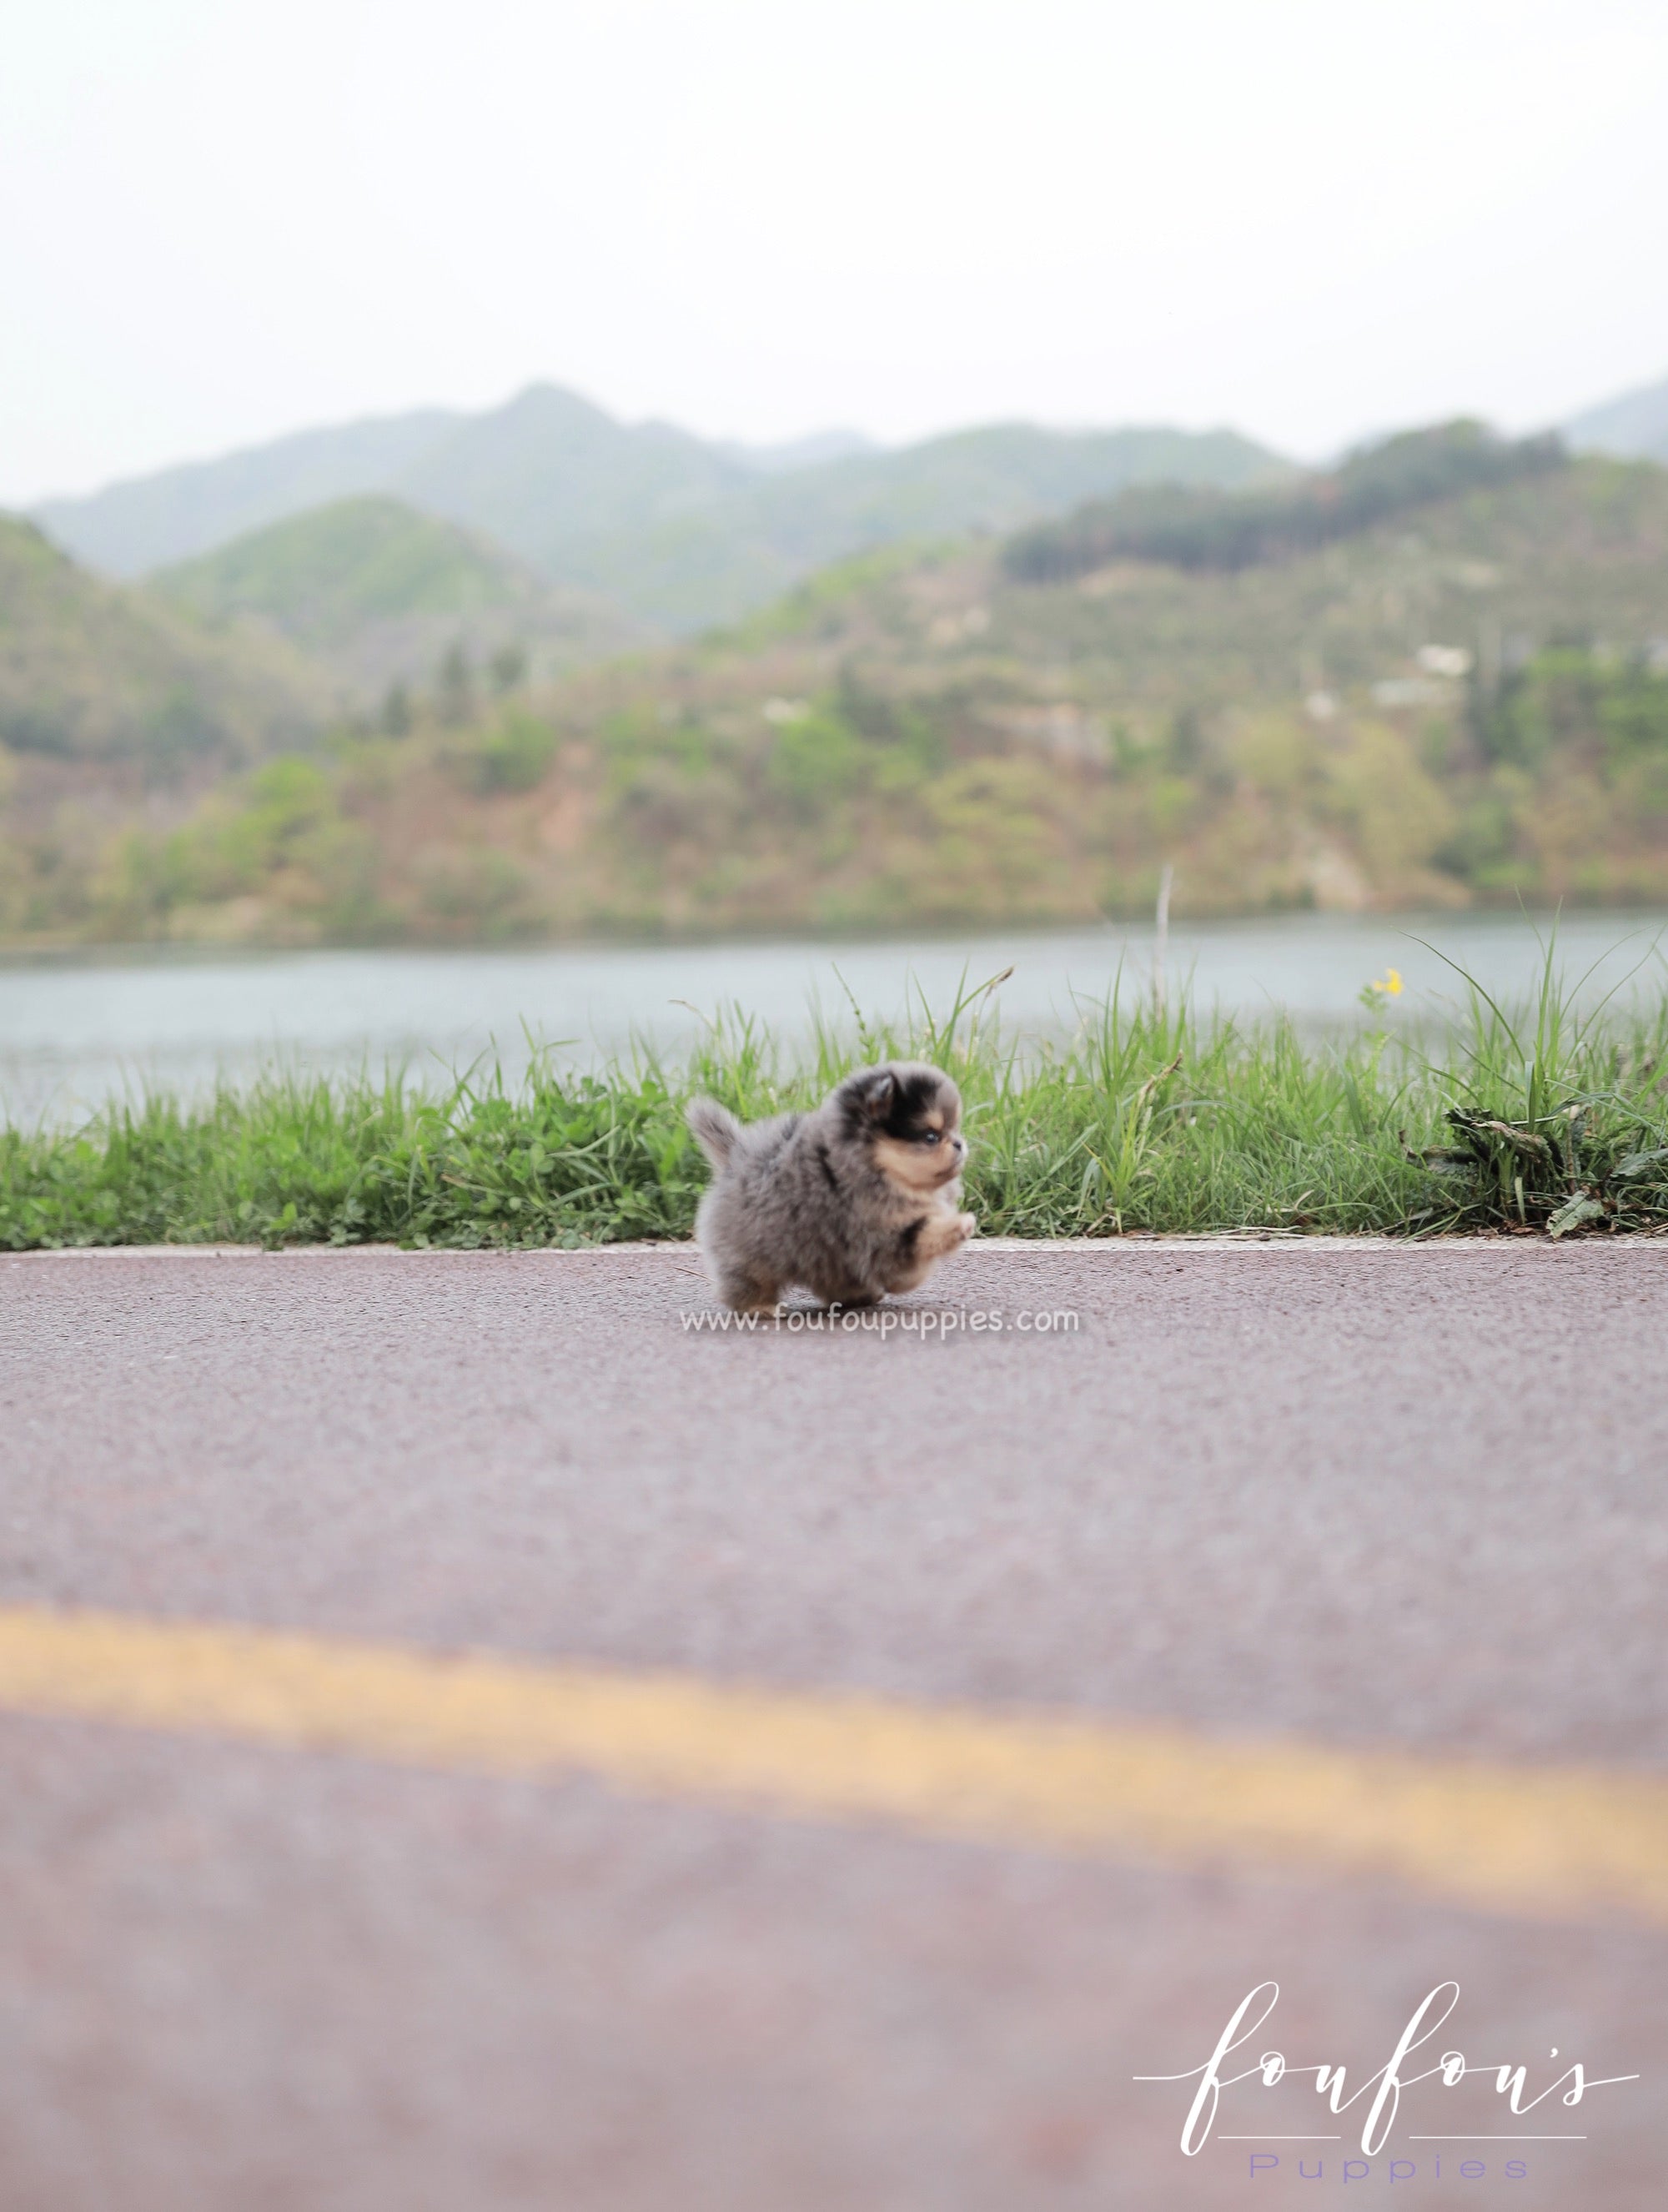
[863, 1069, 896, 1119]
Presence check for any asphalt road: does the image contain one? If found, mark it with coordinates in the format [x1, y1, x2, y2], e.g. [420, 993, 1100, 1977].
[2, 1239, 1665, 2209]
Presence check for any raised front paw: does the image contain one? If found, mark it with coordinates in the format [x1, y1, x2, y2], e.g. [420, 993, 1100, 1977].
[952, 1211, 977, 1244]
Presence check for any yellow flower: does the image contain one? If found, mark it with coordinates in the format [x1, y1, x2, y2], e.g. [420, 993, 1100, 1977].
[1360, 968, 1405, 1010]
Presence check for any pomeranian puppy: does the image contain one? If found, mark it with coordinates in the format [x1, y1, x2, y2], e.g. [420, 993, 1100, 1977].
[686, 1061, 974, 1312]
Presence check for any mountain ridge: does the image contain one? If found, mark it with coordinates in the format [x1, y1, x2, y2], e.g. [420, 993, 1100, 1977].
[8, 440, 1668, 948]
[33, 410, 464, 580]
[32, 383, 1294, 633]
[0, 511, 330, 768]
[1565, 371, 1668, 466]
[150, 495, 641, 701]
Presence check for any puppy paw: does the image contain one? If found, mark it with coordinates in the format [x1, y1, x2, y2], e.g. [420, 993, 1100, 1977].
[952, 1211, 977, 1243]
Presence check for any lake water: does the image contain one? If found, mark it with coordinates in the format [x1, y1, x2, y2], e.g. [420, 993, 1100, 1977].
[3, 912, 1665, 1123]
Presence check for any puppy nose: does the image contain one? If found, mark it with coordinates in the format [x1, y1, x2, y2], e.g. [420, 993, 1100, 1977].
[951, 1133, 967, 1158]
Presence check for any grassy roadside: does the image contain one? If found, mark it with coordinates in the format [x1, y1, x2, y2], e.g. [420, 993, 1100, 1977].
[4, 963, 1667, 1251]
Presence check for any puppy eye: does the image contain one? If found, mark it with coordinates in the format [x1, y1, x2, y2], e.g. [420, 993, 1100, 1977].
[917, 1130, 941, 1145]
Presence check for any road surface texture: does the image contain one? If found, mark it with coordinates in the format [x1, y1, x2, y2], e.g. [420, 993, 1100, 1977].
[2, 1239, 1665, 2210]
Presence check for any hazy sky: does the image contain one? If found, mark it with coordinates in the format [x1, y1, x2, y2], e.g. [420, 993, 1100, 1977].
[4, 0, 1668, 503]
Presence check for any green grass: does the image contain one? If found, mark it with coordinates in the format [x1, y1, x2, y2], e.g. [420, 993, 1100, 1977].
[4, 961, 1667, 1251]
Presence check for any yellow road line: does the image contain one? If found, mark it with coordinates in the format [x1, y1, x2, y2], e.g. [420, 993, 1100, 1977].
[0, 1604, 1663, 1927]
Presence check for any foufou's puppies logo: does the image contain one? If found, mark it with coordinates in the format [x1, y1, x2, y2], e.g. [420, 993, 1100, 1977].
[1134, 1983, 1637, 2160]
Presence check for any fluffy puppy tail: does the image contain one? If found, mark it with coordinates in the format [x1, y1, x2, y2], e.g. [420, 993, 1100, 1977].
[686, 1097, 742, 1169]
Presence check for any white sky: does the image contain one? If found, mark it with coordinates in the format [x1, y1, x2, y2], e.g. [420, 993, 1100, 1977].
[3, 0, 1667, 504]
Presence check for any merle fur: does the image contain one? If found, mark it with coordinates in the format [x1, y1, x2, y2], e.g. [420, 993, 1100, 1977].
[686, 1062, 974, 1311]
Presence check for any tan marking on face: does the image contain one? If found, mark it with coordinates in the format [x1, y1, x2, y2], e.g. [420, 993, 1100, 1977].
[873, 1134, 950, 1192]
[873, 1129, 966, 1194]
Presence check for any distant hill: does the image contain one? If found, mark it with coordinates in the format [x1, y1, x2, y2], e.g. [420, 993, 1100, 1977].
[150, 496, 641, 701]
[1565, 372, 1668, 466]
[33, 383, 1294, 634]
[31, 387, 773, 581]
[393, 384, 755, 586]
[1005, 422, 1567, 582]
[977, 450, 1668, 724]
[714, 445, 1668, 766]
[10, 435, 1668, 949]
[33, 410, 462, 580]
[568, 421, 1293, 631]
[0, 513, 328, 767]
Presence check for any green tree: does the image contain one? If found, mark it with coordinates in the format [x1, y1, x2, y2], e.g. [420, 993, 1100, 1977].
[379, 681, 412, 737]
[490, 642, 529, 695]
[437, 643, 475, 728]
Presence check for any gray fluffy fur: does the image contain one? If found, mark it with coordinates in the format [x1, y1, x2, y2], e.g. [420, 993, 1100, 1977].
[686, 1061, 975, 1312]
